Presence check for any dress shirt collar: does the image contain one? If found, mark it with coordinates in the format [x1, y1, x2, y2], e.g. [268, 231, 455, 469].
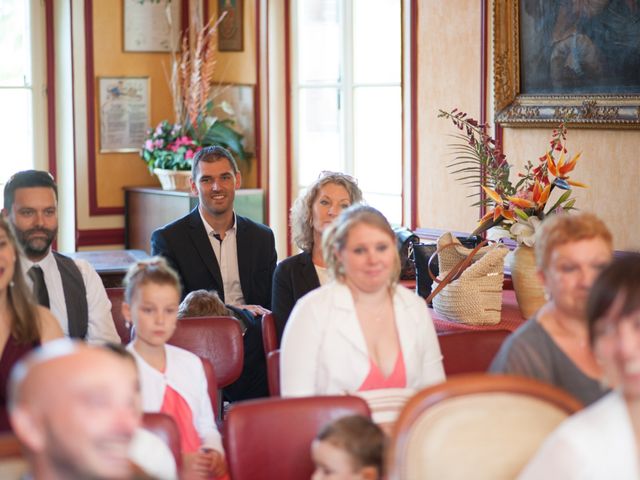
[20, 248, 56, 275]
[199, 209, 237, 238]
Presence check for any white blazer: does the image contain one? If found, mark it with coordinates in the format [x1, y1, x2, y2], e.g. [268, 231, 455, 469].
[127, 344, 223, 454]
[280, 282, 445, 397]
[519, 390, 640, 479]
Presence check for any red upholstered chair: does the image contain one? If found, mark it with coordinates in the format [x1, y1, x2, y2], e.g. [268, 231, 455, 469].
[106, 287, 131, 344]
[261, 312, 278, 355]
[266, 349, 280, 397]
[438, 329, 511, 376]
[169, 316, 243, 387]
[169, 316, 243, 418]
[141, 412, 182, 471]
[199, 357, 220, 419]
[387, 374, 583, 480]
[224, 395, 371, 480]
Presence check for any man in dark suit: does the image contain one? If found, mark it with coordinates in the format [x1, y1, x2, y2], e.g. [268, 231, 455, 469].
[151, 145, 275, 400]
[151, 146, 276, 312]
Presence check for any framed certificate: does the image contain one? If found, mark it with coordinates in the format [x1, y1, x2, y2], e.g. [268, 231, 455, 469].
[123, 0, 181, 52]
[99, 77, 150, 153]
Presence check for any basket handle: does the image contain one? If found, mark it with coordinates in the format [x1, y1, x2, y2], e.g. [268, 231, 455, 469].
[425, 239, 489, 304]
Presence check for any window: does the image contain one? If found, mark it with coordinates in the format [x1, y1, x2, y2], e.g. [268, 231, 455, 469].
[0, 0, 46, 206]
[292, 0, 403, 224]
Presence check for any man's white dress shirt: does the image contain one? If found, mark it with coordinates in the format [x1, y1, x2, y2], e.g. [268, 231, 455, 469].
[20, 250, 120, 344]
[199, 209, 245, 305]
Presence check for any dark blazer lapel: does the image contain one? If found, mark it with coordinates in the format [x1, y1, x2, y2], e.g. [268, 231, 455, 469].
[187, 208, 223, 288]
[235, 215, 252, 300]
[298, 251, 321, 292]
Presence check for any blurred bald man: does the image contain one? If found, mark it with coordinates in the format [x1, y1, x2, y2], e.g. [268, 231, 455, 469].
[7, 339, 141, 479]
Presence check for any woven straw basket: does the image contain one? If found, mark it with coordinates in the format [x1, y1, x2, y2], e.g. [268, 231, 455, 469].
[432, 232, 508, 325]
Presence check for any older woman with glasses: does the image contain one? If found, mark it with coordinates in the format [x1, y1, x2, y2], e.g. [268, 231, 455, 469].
[271, 171, 363, 341]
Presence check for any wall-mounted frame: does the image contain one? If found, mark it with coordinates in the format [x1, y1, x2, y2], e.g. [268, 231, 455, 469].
[218, 0, 244, 51]
[99, 77, 150, 153]
[212, 83, 255, 152]
[494, 0, 640, 128]
[123, 0, 181, 52]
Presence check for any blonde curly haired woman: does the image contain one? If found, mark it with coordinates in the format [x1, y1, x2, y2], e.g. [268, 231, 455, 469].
[271, 171, 362, 341]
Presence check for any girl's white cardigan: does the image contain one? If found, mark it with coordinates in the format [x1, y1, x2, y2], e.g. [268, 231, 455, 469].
[127, 343, 223, 454]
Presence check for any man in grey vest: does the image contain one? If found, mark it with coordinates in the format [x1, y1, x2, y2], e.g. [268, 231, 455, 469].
[2, 170, 120, 344]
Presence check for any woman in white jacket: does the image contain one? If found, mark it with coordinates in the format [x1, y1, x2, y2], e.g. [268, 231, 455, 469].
[280, 206, 445, 424]
[122, 258, 227, 479]
[520, 255, 640, 479]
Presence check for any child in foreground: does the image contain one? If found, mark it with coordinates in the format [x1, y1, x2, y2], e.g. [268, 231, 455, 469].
[123, 258, 227, 479]
[311, 415, 385, 480]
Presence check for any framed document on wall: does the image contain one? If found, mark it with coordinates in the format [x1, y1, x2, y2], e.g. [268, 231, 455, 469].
[123, 0, 181, 52]
[99, 77, 150, 153]
[218, 0, 243, 51]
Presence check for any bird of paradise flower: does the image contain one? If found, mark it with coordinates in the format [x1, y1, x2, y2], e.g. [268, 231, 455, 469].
[439, 109, 587, 242]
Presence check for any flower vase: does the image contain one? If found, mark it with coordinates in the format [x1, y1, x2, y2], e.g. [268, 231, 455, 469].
[509, 245, 545, 318]
[153, 168, 192, 191]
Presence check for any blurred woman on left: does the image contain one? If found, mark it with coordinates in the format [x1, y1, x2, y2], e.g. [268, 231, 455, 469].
[0, 216, 63, 431]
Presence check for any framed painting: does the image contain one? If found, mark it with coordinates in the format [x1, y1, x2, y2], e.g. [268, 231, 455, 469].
[494, 0, 640, 128]
[211, 83, 255, 152]
[218, 0, 244, 51]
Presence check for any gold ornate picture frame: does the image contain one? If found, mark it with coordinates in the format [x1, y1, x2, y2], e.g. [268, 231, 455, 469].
[493, 0, 640, 129]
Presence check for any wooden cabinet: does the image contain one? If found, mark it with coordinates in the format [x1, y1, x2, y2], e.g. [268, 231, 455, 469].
[124, 187, 264, 253]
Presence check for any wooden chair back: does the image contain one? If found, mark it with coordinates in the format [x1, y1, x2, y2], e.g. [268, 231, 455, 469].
[387, 374, 583, 480]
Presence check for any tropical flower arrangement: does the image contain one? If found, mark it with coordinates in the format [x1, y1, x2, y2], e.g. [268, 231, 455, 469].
[438, 108, 587, 246]
[141, 15, 248, 173]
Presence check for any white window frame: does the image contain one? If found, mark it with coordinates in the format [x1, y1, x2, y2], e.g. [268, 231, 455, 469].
[30, 0, 49, 172]
[0, 0, 48, 198]
[290, 0, 406, 224]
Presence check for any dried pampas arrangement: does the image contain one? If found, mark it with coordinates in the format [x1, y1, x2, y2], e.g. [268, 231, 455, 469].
[171, 13, 225, 132]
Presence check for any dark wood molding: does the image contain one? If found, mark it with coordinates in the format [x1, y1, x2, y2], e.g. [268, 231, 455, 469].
[181, 0, 189, 33]
[479, 0, 488, 221]
[255, 0, 267, 220]
[83, 0, 124, 216]
[45, 0, 57, 177]
[284, 0, 292, 255]
[480, 0, 488, 127]
[76, 228, 125, 247]
[409, 0, 418, 229]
